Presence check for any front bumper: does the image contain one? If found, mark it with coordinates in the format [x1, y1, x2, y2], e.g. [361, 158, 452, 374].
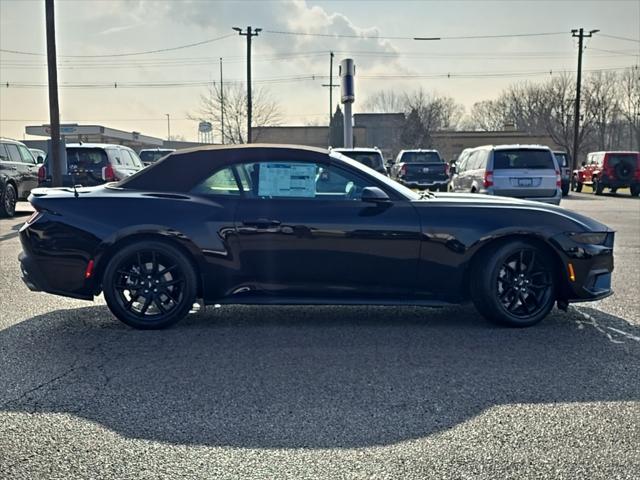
[550, 232, 615, 302]
[398, 179, 449, 190]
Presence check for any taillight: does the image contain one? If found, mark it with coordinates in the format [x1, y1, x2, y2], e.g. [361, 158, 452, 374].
[400, 164, 407, 177]
[556, 169, 562, 187]
[444, 163, 450, 176]
[102, 164, 115, 182]
[37, 165, 46, 183]
[483, 170, 494, 188]
[25, 210, 42, 225]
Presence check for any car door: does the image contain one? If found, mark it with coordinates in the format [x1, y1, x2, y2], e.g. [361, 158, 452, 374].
[3, 143, 29, 198]
[232, 157, 422, 300]
[16, 144, 39, 196]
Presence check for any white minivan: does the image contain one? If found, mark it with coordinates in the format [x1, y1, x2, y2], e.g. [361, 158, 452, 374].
[449, 145, 562, 205]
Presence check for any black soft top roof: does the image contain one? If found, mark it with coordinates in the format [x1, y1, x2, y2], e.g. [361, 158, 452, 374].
[117, 144, 329, 192]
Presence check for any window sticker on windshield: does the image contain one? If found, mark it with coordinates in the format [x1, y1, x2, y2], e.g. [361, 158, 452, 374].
[258, 163, 316, 197]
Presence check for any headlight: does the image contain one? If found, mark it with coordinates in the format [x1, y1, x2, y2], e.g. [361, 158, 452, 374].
[570, 232, 609, 245]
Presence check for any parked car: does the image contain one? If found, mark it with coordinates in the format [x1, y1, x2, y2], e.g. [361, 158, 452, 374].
[331, 147, 388, 175]
[20, 145, 613, 330]
[0, 138, 40, 217]
[572, 151, 640, 196]
[139, 148, 176, 166]
[29, 148, 46, 164]
[390, 149, 449, 191]
[38, 143, 144, 187]
[553, 151, 571, 196]
[449, 145, 562, 205]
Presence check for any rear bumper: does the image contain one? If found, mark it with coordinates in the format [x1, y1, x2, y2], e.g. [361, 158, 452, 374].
[19, 251, 94, 300]
[488, 188, 562, 205]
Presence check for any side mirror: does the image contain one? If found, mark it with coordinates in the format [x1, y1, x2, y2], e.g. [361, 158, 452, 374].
[361, 186, 390, 203]
[581, 161, 586, 167]
[449, 165, 457, 175]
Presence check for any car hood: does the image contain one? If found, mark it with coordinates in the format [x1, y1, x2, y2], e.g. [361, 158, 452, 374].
[414, 192, 612, 232]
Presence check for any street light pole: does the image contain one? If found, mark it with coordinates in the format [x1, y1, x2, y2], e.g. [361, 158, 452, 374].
[571, 28, 598, 171]
[220, 57, 225, 144]
[165, 113, 171, 141]
[321, 52, 338, 127]
[233, 26, 261, 143]
[45, 0, 62, 187]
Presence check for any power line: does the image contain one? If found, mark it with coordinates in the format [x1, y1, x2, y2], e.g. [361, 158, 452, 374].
[264, 29, 567, 41]
[0, 33, 235, 58]
[1, 66, 631, 89]
[600, 34, 640, 43]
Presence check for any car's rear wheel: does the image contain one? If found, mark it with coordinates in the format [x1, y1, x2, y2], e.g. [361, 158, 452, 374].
[0, 183, 17, 218]
[470, 241, 556, 327]
[561, 184, 570, 196]
[103, 241, 197, 329]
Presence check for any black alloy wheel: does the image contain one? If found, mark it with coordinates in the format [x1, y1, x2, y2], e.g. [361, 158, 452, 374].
[0, 183, 17, 218]
[496, 249, 554, 319]
[103, 241, 197, 329]
[471, 241, 556, 327]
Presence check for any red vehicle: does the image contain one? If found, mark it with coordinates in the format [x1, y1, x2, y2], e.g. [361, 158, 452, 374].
[572, 151, 640, 196]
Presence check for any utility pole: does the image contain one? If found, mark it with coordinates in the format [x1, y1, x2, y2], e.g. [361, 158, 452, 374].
[321, 52, 337, 126]
[165, 113, 170, 141]
[571, 28, 598, 171]
[233, 26, 261, 143]
[45, 0, 62, 187]
[219, 57, 224, 144]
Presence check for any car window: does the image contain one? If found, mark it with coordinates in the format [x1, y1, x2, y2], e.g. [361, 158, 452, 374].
[18, 145, 36, 164]
[466, 151, 478, 170]
[493, 149, 555, 170]
[66, 148, 108, 171]
[555, 153, 568, 167]
[0, 144, 9, 162]
[191, 167, 241, 196]
[5, 143, 22, 163]
[606, 153, 637, 166]
[400, 151, 441, 163]
[337, 151, 384, 170]
[120, 149, 143, 168]
[107, 149, 124, 166]
[233, 161, 368, 200]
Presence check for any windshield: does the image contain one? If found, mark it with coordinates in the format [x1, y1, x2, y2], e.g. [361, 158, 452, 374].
[400, 151, 442, 163]
[140, 150, 171, 164]
[336, 151, 384, 170]
[331, 152, 419, 200]
[493, 149, 555, 170]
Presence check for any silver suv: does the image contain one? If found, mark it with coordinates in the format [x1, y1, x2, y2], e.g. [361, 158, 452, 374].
[449, 145, 562, 205]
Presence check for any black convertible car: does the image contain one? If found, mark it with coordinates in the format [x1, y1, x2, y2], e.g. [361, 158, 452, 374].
[19, 145, 614, 329]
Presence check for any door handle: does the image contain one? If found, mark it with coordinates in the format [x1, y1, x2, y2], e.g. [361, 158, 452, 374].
[242, 218, 281, 229]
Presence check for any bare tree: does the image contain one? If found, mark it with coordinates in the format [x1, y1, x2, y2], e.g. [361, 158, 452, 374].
[618, 66, 640, 150]
[362, 89, 406, 113]
[463, 100, 509, 131]
[585, 71, 621, 150]
[191, 83, 282, 144]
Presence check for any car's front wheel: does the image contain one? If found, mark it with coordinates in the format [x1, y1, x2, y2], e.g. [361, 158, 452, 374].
[103, 240, 198, 329]
[0, 183, 17, 218]
[593, 177, 604, 195]
[571, 176, 582, 192]
[470, 241, 556, 327]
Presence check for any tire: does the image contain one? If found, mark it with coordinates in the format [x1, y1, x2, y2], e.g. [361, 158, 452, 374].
[610, 188, 617, 195]
[592, 177, 604, 195]
[470, 240, 556, 327]
[0, 183, 17, 218]
[561, 184, 570, 196]
[631, 185, 640, 197]
[438, 185, 448, 192]
[571, 177, 583, 193]
[102, 240, 198, 329]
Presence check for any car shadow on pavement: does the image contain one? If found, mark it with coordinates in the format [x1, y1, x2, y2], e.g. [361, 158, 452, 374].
[1, 304, 638, 449]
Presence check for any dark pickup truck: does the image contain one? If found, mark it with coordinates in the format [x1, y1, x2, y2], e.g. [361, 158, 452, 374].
[390, 149, 449, 191]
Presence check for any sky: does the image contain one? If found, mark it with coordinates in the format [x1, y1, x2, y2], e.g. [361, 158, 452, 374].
[1, 0, 639, 142]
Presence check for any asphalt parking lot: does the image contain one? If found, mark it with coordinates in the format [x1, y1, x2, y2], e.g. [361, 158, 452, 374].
[1, 192, 639, 479]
